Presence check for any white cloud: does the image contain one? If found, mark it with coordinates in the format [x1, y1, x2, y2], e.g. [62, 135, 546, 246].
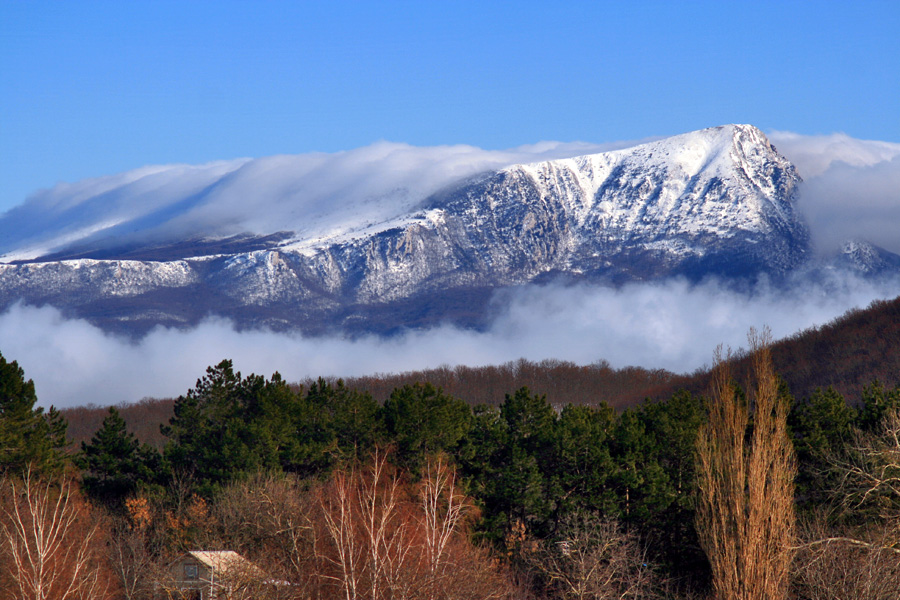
[769, 131, 900, 178]
[770, 131, 900, 254]
[2, 270, 897, 409]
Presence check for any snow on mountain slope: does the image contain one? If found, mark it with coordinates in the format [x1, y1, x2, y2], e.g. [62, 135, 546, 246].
[0, 125, 815, 335]
[0, 141, 627, 263]
[489, 124, 800, 253]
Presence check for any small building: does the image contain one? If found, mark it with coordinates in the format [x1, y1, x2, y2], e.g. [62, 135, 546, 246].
[166, 550, 269, 600]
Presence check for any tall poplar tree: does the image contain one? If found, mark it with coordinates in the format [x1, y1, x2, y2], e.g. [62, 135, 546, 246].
[696, 329, 796, 600]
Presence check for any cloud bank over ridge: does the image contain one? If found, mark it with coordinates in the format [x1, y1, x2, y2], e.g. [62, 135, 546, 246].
[0, 140, 638, 261]
[3, 128, 898, 261]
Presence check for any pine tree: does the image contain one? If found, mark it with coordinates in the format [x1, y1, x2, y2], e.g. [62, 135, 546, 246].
[162, 360, 259, 496]
[487, 388, 559, 543]
[856, 380, 900, 432]
[0, 351, 68, 475]
[380, 382, 471, 471]
[554, 403, 617, 517]
[77, 406, 159, 510]
[789, 386, 854, 507]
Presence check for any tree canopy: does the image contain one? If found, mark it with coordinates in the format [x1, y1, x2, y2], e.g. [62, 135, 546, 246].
[0, 351, 67, 475]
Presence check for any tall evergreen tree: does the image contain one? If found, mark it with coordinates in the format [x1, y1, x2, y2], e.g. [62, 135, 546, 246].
[78, 406, 160, 510]
[162, 360, 266, 496]
[616, 390, 707, 577]
[789, 386, 854, 507]
[471, 387, 560, 544]
[0, 351, 68, 475]
[162, 360, 322, 495]
[856, 380, 900, 432]
[553, 403, 618, 518]
[311, 378, 380, 462]
[380, 382, 471, 471]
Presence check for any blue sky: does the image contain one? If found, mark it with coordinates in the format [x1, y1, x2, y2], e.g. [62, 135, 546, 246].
[2, 0, 899, 214]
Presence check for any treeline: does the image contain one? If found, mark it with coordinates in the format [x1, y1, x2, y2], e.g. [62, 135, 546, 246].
[61, 359, 687, 450]
[338, 359, 684, 409]
[60, 295, 900, 453]
[3, 344, 900, 599]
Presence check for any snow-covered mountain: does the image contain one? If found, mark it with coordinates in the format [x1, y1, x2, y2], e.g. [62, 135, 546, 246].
[1, 124, 881, 336]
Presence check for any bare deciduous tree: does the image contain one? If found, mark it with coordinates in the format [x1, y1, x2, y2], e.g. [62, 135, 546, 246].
[359, 448, 410, 600]
[319, 462, 366, 600]
[419, 454, 471, 600]
[104, 514, 154, 600]
[790, 409, 900, 599]
[793, 515, 900, 600]
[834, 408, 900, 527]
[0, 467, 108, 600]
[529, 512, 659, 600]
[318, 448, 415, 600]
[316, 449, 523, 600]
[212, 472, 323, 597]
[695, 328, 796, 600]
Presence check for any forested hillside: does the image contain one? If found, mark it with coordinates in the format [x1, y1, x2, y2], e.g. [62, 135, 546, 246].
[4, 334, 900, 599]
[650, 295, 900, 403]
[772, 295, 900, 399]
[5, 295, 900, 598]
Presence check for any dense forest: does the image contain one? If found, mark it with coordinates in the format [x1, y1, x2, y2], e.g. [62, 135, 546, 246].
[2, 296, 900, 599]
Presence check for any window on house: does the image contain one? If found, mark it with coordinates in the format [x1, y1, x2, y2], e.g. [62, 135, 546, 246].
[184, 564, 198, 580]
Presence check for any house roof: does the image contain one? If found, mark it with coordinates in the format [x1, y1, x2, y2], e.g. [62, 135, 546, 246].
[184, 551, 262, 577]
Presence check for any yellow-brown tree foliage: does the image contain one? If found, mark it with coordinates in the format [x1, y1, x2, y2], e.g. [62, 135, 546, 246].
[696, 329, 796, 600]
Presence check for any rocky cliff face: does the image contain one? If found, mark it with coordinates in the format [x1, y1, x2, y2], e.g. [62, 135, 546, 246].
[0, 125, 814, 335]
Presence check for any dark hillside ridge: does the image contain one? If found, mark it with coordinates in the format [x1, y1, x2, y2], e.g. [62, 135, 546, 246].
[651, 294, 900, 403]
[772, 294, 900, 400]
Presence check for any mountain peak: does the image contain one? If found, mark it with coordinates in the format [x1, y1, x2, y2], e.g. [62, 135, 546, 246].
[0, 124, 821, 336]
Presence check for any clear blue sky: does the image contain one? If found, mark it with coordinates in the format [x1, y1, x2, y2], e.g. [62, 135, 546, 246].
[2, 0, 898, 213]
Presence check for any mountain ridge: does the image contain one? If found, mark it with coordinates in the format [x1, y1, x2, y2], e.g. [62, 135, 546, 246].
[1, 124, 894, 336]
